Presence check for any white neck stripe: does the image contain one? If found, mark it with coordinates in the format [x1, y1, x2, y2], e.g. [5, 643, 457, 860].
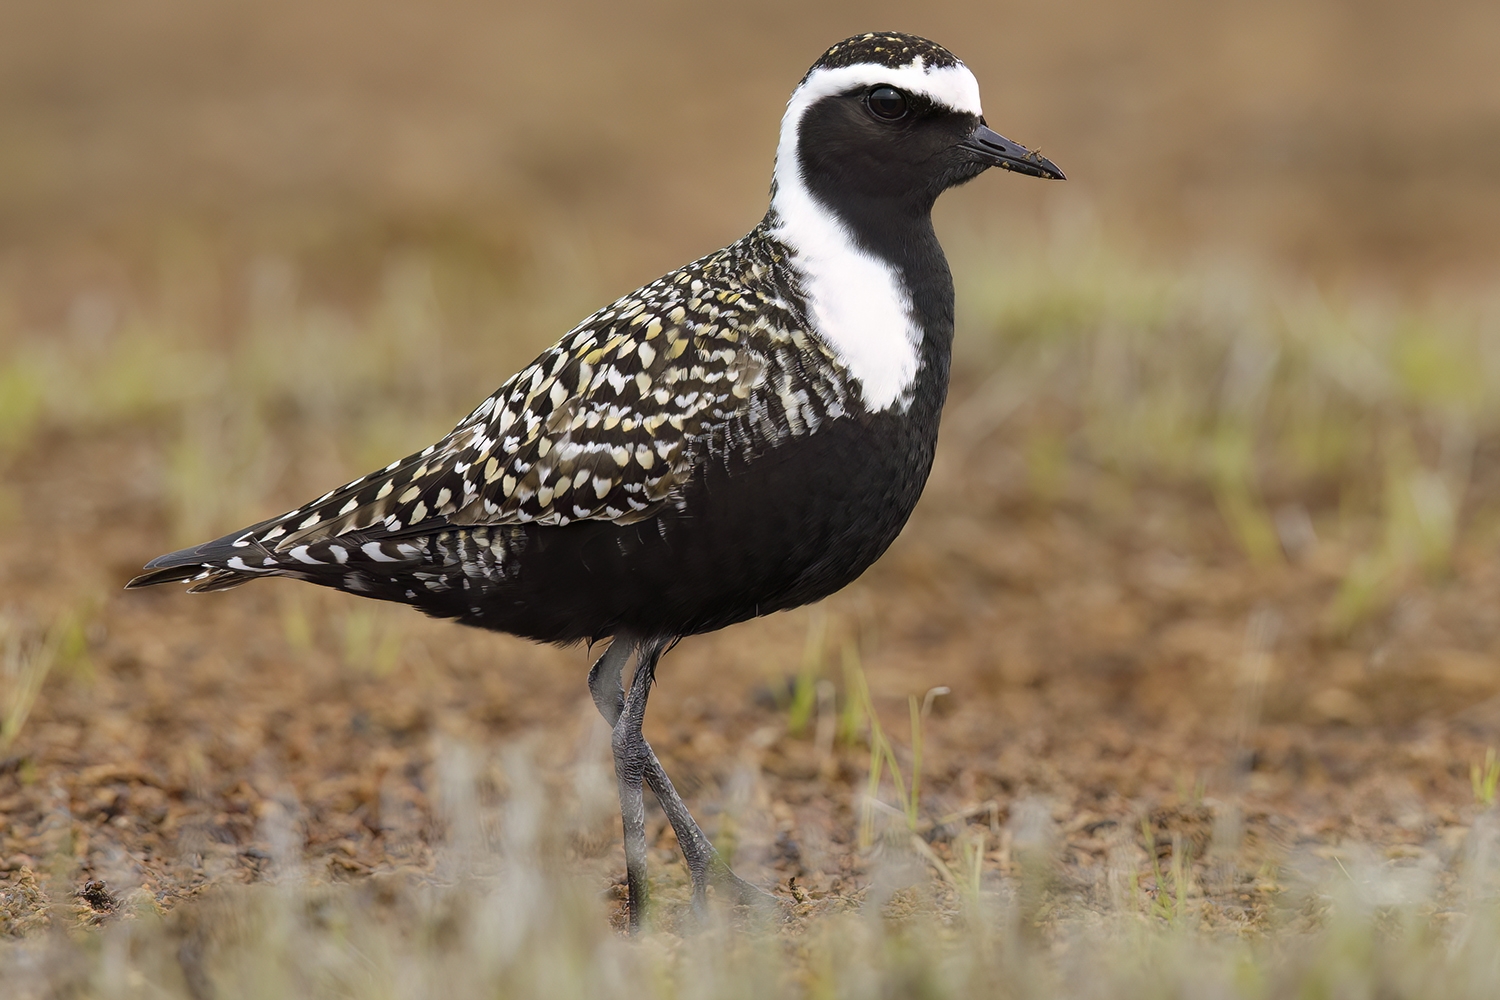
[768, 59, 982, 413]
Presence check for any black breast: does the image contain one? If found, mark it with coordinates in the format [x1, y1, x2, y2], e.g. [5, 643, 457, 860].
[413, 332, 951, 644]
[399, 216, 958, 644]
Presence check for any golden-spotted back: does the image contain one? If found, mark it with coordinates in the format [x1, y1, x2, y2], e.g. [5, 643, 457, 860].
[129, 221, 858, 594]
[128, 28, 1059, 639]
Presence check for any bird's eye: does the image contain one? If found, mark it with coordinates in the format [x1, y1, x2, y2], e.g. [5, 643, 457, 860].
[866, 86, 909, 121]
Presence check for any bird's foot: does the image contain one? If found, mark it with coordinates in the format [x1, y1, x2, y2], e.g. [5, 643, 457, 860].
[677, 856, 786, 927]
[709, 861, 782, 910]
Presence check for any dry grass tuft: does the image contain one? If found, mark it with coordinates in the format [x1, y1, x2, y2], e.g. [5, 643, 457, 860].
[5, 742, 1500, 999]
[5, 225, 1500, 994]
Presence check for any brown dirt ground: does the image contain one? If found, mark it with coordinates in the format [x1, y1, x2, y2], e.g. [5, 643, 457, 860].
[6, 381, 1500, 933]
[3, 0, 1500, 938]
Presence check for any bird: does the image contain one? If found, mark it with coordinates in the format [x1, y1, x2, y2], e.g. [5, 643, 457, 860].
[127, 31, 1063, 928]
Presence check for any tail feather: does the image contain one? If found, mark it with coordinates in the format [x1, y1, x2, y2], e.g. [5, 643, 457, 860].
[124, 563, 257, 591]
[185, 570, 257, 593]
[125, 516, 283, 591]
[125, 563, 212, 589]
[125, 514, 439, 596]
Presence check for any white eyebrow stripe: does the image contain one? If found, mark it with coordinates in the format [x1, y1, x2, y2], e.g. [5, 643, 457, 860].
[787, 60, 983, 119]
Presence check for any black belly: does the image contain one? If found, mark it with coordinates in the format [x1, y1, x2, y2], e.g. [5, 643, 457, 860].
[395, 393, 940, 645]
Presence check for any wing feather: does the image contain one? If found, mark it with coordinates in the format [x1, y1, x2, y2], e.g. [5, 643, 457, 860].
[246, 254, 814, 554]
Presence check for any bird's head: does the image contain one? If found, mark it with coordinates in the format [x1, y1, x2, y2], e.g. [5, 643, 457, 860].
[772, 32, 1063, 224]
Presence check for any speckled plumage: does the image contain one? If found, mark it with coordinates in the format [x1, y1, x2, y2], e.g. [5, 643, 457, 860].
[128, 30, 1064, 928]
[128, 30, 1064, 651]
[805, 32, 961, 77]
[129, 220, 869, 630]
[284, 229, 845, 522]
[129, 30, 1064, 651]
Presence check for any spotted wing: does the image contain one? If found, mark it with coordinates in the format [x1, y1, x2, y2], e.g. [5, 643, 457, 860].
[245, 276, 810, 559]
[439, 299, 768, 527]
[127, 235, 861, 594]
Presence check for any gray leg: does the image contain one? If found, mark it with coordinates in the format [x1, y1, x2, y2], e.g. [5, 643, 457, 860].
[641, 740, 773, 915]
[600, 636, 659, 930]
[587, 637, 632, 726]
[587, 638, 776, 925]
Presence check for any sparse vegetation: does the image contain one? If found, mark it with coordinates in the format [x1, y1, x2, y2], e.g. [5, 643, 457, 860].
[0, 613, 69, 755]
[4, 1, 1500, 985]
[6, 743, 1500, 999]
[1473, 748, 1500, 807]
[5, 226, 1500, 994]
[950, 239, 1500, 631]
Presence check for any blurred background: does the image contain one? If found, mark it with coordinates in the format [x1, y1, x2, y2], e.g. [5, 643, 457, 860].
[3, 0, 1500, 310]
[4, 0, 1500, 942]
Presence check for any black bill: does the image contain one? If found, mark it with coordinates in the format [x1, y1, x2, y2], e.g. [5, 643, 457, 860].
[960, 124, 1065, 180]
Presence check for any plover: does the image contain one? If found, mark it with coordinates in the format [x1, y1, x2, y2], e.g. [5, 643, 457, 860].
[129, 31, 1063, 927]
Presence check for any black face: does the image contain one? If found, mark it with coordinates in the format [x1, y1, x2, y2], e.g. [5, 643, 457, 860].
[797, 85, 991, 215]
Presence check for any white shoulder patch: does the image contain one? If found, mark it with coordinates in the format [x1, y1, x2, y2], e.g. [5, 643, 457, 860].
[769, 58, 982, 413]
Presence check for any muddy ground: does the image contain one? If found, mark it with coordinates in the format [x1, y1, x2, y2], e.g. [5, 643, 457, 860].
[4, 0, 1500, 937]
[6, 394, 1500, 931]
